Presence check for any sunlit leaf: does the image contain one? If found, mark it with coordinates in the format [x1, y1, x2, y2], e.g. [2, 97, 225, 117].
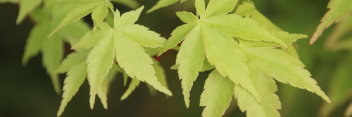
[200, 70, 234, 117]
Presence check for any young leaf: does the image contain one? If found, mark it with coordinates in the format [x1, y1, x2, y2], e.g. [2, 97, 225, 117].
[310, 0, 352, 44]
[97, 65, 118, 109]
[16, 0, 42, 24]
[57, 61, 87, 117]
[204, 14, 286, 46]
[176, 11, 198, 24]
[73, 30, 113, 50]
[202, 26, 261, 103]
[49, 1, 103, 37]
[159, 23, 196, 55]
[200, 70, 234, 117]
[195, 0, 205, 17]
[116, 6, 144, 27]
[205, 0, 238, 17]
[56, 50, 89, 73]
[235, 2, 282, 31]
[92, 4, 109, 22]
[147, 0, 179, 13]
[235, 67, 281, 117]
[243, 47, 331, 102]
[119, 24, 165, 48]
[22, 24, 50, 65]
[120, 79, 140, 100]
[114, 33, 172, 96]
[176, 25, 205, 107]
[42, 36, 64, 94]
[87, 34, 115, 109]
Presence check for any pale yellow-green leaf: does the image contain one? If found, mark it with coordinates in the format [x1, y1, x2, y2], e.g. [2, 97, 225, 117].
[97, 65, 118, 109]
[195, 0, 205, 16]
[147, 0, 178, 13]
[119, 24, 165, 48]
[22, 24, 49, 65]
[49, 1, 103, 37]
[159, 23, 196, 55]
[235, 67, 281, 117]
[42, 36, 64, 94]
[56, 50, 89, 73]
[202, 26, 262, 103]
[57, 61, 87, 117]
[92, 4, 108, 22]
[116, 6, 144, 27]
[205, 0, 238, 17]
[176, 11, 198, 23]
[120, 79, 140, 100]
[204, 14, 286, 46]
[310, 0, 352, 44]
[87, 36, 115, 109]
[200, 70, 234, 117]
[176, 25, 205, 107]
[73, 30, 113, 50]
[16, 0, 42, 24]
[235, 1, 282, 31]
[243, 47, 330, 102]
[114, 33, 172, 96]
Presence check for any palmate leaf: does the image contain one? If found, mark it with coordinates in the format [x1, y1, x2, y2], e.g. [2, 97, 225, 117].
[42, 36, 64, 94]
[242, 47, 330, 102]
[49, 1, 105, 37]
[97, 65, 118, 109]
[310, 0, 352, 44]
[57, 51, 119, 116]
[120, 78, 140, 100]
[57, 61, 87, 117]
[161, 0, 293, 108]
[234, 66, 281, 117]
[202, 26, 261, 103]
[176, 25, 205, 107]
[86, 32, 115, 109]
[200, 70, 234, 117]
[159, 1, 330, 116]
[73, 7, 172, 108]
[120, 60, 169, 100]
[16, 0, 42, 24]
[22, 23, 50, 65]
[148, 0, 180, 13]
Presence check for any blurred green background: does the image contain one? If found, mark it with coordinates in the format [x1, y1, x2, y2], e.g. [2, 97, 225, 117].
[0, 0, 350, 117]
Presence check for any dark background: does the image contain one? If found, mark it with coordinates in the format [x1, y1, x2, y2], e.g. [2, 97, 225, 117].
[0, 0, 348, 117]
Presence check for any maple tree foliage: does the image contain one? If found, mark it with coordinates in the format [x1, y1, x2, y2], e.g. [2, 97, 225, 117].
[4, 0, 350, 116]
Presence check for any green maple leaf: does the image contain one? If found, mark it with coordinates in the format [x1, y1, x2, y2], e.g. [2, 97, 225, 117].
[74, 6, 172, 109]
[160, 1, 329, 116]
[22, 8, 89, 94]
[200, 70, 234, 117]
[160, 0, 287, 107]
[56, 51, 88, 117]
[49, 0, 113, 37]
[234, 66, 281, 117]
[310, 0, 352, 44]
[16, 0, 42, 24]
[56, 50, 119, 116]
